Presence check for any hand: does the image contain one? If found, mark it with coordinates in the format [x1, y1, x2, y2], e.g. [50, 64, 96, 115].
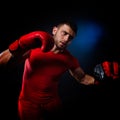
[9, 31, 54, 55]
[93, 61, 120, 84]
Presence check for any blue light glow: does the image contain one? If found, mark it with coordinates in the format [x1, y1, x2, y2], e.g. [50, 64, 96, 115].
[68, 21, 103, 59]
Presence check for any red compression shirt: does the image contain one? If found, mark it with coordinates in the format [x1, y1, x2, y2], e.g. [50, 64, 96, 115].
[19, 48, 80, 103]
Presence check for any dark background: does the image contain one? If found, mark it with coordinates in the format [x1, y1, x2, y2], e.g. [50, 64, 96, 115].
[0, 1, 119, 119]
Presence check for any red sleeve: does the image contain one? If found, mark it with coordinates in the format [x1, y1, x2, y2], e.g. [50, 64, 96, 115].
[69, 56, 80, 70]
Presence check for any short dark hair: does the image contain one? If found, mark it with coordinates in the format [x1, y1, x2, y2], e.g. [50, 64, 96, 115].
[56, 19, 78, 34]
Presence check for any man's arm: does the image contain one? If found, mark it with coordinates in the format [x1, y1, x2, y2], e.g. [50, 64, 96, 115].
[0, 31, 54, 68]
[69, 60, 120, 86]
[0, 49, 28, 68]
[69, 67, 95, 85]
[0, 49, 12, 67]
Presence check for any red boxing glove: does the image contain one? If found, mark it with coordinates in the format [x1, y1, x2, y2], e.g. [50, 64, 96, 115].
[9, 31, 54, 54]
[102, 61, 119, 80]
[93, 61, 120, 85]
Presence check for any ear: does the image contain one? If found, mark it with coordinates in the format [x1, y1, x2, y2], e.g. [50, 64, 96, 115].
[52, 26, 57, 35]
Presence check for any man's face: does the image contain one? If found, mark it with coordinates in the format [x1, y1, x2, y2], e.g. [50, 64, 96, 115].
[52, 24, 76, 50]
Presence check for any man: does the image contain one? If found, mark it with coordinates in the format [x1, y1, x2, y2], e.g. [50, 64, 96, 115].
[0, 20, 117, 120]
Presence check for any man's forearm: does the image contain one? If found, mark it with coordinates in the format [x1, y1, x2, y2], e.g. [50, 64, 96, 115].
[0, 49, 12, 67]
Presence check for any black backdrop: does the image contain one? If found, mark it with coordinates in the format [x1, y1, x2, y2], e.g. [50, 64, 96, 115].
[0, 1, 119, 119]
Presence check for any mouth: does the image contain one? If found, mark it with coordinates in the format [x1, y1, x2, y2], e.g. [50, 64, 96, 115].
[61, 41, 67, 47]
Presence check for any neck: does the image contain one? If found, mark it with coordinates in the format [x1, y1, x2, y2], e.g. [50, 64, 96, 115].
[51, 45, 64, 54]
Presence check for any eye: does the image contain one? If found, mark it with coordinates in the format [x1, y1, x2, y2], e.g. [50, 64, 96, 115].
[61, 31, 67, 36]
[61, 31, 74, 40]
